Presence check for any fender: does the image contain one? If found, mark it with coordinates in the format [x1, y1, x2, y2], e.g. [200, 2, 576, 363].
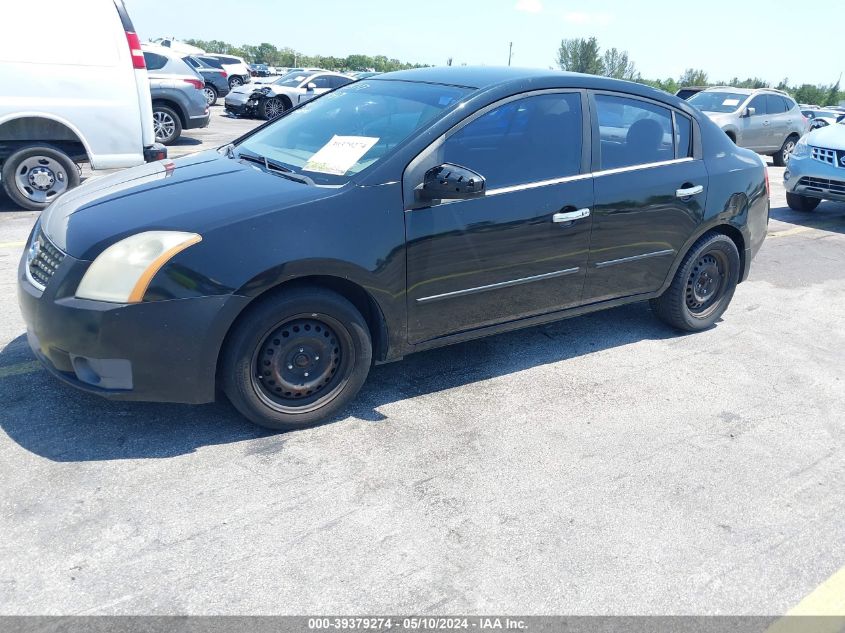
[0, 111, 93, 161]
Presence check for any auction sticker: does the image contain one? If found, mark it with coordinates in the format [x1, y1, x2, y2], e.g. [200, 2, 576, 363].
[303, 135, 379, 175]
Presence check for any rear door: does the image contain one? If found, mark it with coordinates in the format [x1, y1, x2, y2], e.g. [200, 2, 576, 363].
[582, 92, 706, 303]
[766, 94, 789, 149]
[404, 91, 593, 343]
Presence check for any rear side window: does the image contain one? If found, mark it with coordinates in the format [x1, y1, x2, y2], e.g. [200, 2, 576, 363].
[595, 94, 674, 169]
[442, 93, 583, 189]
[767, 95, 787, 114]
[217, 56, 239, 64]
[199, 56, 223, 69]
[143, 52, 167, 71]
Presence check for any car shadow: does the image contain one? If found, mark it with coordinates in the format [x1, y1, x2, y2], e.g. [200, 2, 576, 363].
[770, 200, 845, 235]
[170, 137, 203, 147]
[0, 302, 682, 462]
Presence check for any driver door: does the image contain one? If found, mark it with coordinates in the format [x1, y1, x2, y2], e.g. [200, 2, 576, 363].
[403, 91, 593, 344]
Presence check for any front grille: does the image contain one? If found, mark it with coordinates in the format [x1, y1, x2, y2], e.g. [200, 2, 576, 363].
[811, 146, 845, 168]
[26, 228, 65, 290]
[798, 176, 845, 196]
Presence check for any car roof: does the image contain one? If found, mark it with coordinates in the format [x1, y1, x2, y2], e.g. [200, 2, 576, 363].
[370, 66, 694, 112]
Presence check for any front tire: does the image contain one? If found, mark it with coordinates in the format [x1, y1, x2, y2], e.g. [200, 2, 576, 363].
[1, 144, 80, 211]
[221, 287, 372, 431]
[786, 192, 821, 212]
[260, 96, 285, 120]
[773, 134, 799, 166]
[650, 232, 740, 332]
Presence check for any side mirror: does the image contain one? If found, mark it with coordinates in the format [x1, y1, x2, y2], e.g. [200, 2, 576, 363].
[417, 163, 486, 202]
[743, 107, 756, 117]
[306, 82, 317, 91]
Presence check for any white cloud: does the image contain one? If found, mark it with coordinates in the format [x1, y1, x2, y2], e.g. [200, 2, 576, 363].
[515, 0, 543, 14]
[562, 11, 614, 26]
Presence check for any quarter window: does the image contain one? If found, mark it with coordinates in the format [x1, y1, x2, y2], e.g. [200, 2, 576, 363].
[441, 93, 583, 189]
[675, 113, 692, 158]
[595, 94, 674, 169]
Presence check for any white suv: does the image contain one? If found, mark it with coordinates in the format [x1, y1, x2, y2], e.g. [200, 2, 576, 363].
[0, 0, 165, 210]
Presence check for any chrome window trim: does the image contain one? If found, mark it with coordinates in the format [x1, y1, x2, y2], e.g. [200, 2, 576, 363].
[416, 267, 580, 304]
[594, 249, 676, 269]
[592, 157, 695, 178]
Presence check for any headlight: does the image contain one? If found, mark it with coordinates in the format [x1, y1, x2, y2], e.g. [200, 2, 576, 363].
[791, 138, 809, 159]
[75, 231, 201, 303]
[257, 87, 271, 95]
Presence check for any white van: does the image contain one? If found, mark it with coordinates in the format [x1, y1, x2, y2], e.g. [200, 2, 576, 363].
[0, 0, 166, 210]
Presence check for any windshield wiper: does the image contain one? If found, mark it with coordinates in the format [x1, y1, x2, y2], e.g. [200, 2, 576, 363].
[237, 151, 315, 186]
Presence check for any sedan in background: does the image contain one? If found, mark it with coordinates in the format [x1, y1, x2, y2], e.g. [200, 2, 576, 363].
[225, 71, 352, 119]
[142, 44, 210, 144]
[784, 119, 845, 211]
[802, 109, 845, 130]
[183, 55, 230, 106]
[18, 67, 768, 431]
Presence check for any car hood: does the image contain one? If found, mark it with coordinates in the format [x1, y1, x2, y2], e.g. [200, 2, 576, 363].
[804, 123, 845, 150]
[42, 151, 342, 260]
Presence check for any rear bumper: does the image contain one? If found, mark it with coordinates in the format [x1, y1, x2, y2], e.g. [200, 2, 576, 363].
[18, 252, 249, 404]
[184, 111, 211, 131]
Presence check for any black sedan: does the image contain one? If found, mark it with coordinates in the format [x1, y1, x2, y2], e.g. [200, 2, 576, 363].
[18, 67, 769, 431]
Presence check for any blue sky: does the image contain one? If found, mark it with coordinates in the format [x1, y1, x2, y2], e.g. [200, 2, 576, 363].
[126, 0, 842, 86]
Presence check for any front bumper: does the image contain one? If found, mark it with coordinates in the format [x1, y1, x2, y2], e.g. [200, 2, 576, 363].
[18, 248, 249, 404]
[785, 153, 845, 202]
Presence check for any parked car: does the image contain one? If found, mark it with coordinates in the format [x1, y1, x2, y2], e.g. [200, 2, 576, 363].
[351, 71, 382, 80]
[0, 0, 165, 210]
[183, 55, 230, 106]
[151, 37, 204, 56]
[18, 67, 769, 431]
[251, 67, 324, 86]
[249, 63, 270, 77]
[688, 87, 808, 165]
[675, 86, 708, 100]
[142, 44, 210, 144]
[802, 109, 845, 130]
[225, 71, 353, 119]
[784, 119, 845, 211]
[203, 54, 252, 89]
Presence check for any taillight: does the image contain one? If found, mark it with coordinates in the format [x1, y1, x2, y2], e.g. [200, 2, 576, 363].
[184, 78, 204, 90]
[221, 71, 228, 78]
[125, 31, 145, 69]
[764, 163, 770, 197]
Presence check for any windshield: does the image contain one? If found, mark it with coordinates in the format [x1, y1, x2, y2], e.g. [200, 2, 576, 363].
[688, 91, 748, 113]
[236, 80, 471, 185]
[273, 72, 311, 87]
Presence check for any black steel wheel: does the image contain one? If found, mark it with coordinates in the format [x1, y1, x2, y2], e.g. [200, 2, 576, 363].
[221, 287, 372, 430]
[650, 232, 740, 332]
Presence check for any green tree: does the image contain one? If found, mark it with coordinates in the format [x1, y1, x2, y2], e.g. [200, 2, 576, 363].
[824, 78, 842, 106]
[556, 37, 603, 75]
[678, 68, 709, 87]
[602, 48, 637, 80]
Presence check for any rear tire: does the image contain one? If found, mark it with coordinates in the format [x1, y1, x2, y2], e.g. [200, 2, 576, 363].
[773, 134, 799, 166]
[1, 144, 80, 211]
[203, 84, 218, 106]
[650, 232, 740, 332]
[229, 76, 243, 89]
[786, 192, 821, 212]
[152, 104, 182, 145]
[221, 287, 372, 431]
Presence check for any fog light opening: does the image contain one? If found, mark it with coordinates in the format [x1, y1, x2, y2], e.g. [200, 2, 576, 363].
[71, 356, 102, 386]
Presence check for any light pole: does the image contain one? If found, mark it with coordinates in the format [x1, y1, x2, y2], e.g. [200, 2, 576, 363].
[508, 42, 513, 66]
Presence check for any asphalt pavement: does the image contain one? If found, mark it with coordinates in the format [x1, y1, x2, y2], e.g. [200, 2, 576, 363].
[0, 107, 843, 615]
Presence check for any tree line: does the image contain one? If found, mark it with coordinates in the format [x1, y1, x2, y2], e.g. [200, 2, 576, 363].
[557, 37, 843, 107]
[183, 39, 428, 73]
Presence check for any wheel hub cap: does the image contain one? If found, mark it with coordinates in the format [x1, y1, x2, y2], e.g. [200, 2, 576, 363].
[686, 254, 725, 312]
[28, 167, 55, 190]
[257, 318, 341, 400]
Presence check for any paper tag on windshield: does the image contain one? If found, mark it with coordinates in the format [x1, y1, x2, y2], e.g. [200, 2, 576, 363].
[722, 98, 740, 107]
[303, 135, 379, 175]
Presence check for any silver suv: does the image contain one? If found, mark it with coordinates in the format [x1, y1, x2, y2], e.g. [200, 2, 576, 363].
[689, 87, 808, 165]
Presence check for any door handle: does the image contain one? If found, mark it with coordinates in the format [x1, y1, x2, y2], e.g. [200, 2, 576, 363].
[552, 208, 590, 223]
[676, 185, 704, 198]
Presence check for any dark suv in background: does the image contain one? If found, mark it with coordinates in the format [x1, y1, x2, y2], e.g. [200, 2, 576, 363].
[184, 55, 230, 106]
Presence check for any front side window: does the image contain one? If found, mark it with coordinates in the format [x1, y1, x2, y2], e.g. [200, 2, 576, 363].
[595, 94, 674, 169]
[441, 93, 583, 189]
[238, 80, 470, 185]
[310, 75, 334, 89]
[747, 95, 767, 116]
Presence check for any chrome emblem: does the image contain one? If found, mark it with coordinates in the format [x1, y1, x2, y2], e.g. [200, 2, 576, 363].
[840, 154, 845, 167]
